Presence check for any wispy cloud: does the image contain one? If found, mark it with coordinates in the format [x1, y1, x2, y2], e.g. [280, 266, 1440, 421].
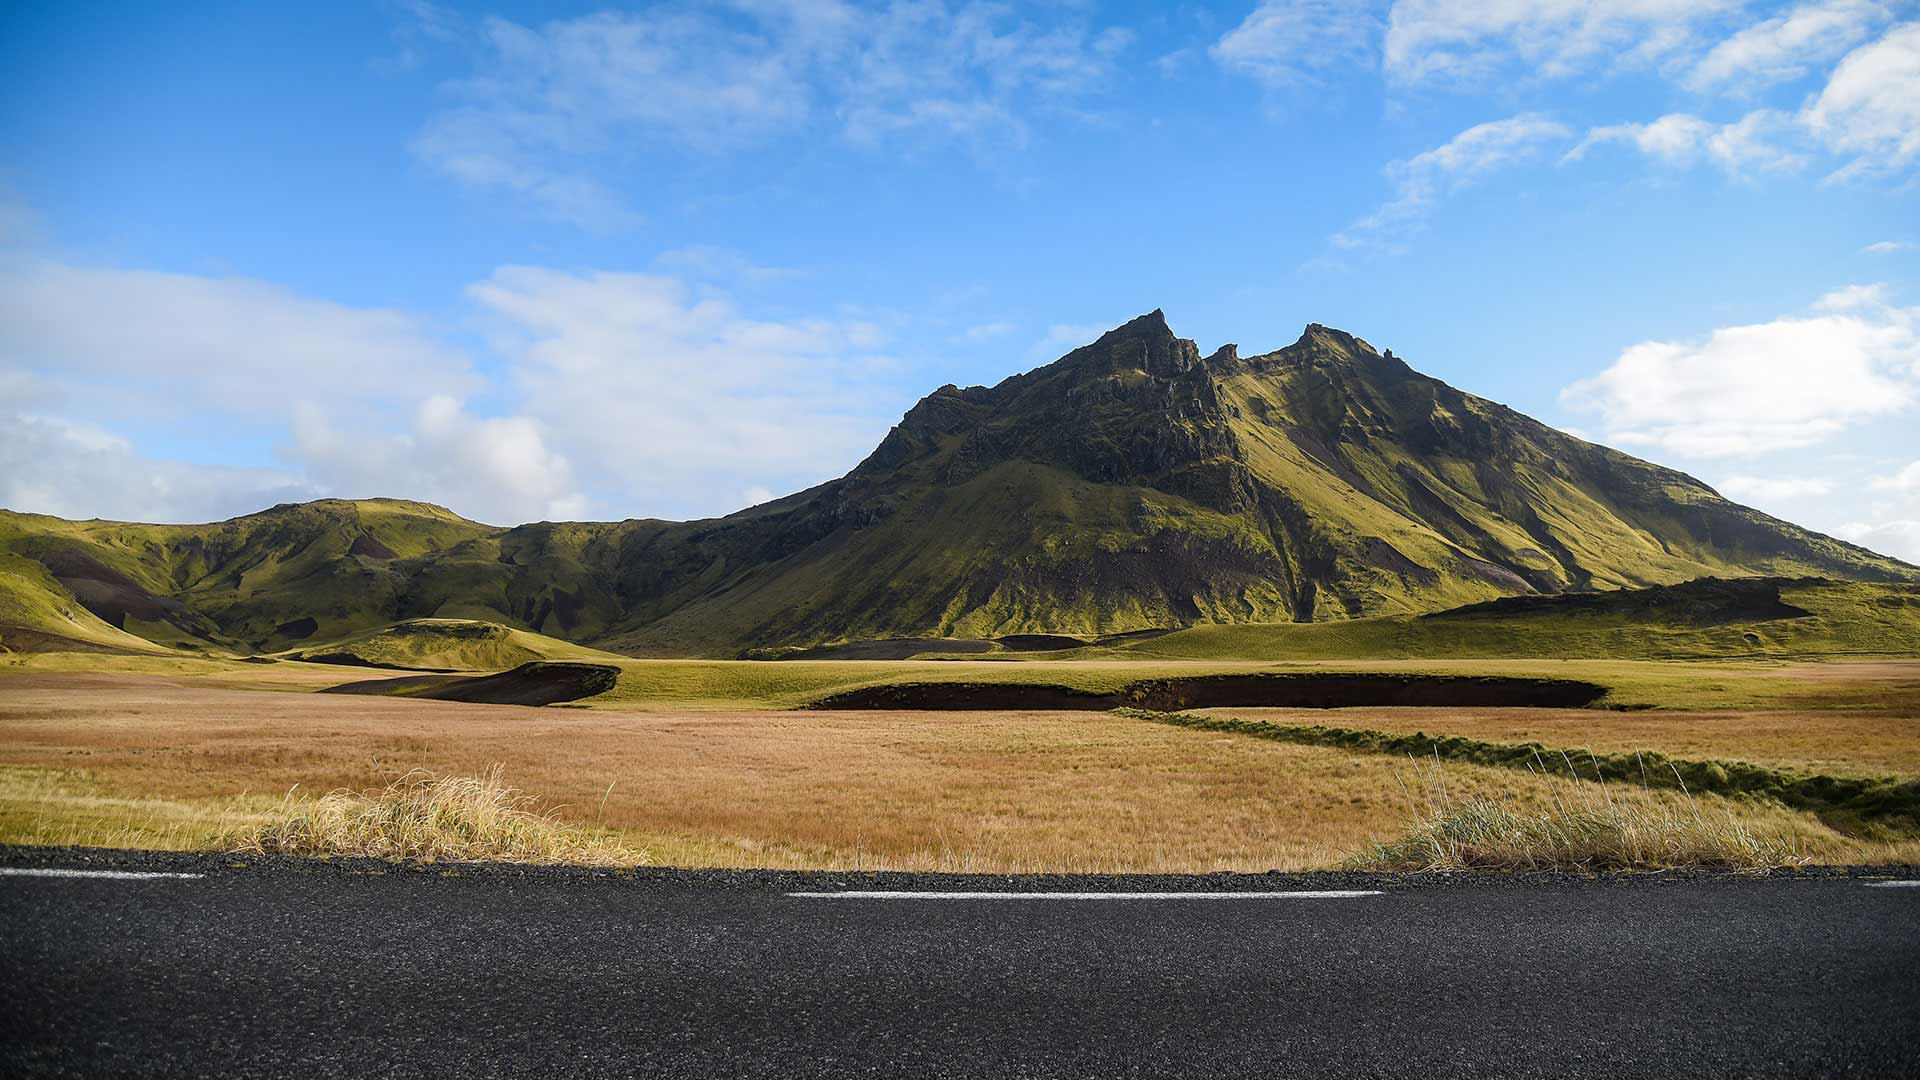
[1027, 322, 1109, 360]
[1802, 21, 1920, 179]
[1334, 114, 1570, 250]
[1210, 1, 1384, 96]
[1685, 0, 1891, 94]
[410, 1, 1134, 228]
[1871, 459, 1920, 493]
[1560, 19, 1920, 185]
[0, 260, 476, 420]
[1833, 520, 1920, 563]
[1864, 240, 1913, 254]
[1718, 474, 1836, 500]
[1564, 110, 1805, 175]
[1381, 0, 1740, 86]
[962, 321, 1017, 341]
[1841, 452, 1920, 563]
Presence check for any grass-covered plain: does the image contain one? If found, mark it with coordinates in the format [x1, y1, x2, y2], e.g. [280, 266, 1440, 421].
[2, 655, 1917, 871]
[576, 654, 1920, 714]
[1193, 698, 1920, 778]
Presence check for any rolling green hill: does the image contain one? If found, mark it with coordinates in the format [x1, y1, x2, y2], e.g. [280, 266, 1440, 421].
[1, 313, 1913, 658]
[278, 618, 630, 671]
[1086, 577, 1920, 662]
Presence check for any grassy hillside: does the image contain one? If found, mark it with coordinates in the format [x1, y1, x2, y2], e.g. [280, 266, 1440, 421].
[281, 618, 627, 671]
[1, 315, 1912, 658]
[0, 554, 173, 654]
[0, 499, 505, 654]
[1091, 579, 1920, 663]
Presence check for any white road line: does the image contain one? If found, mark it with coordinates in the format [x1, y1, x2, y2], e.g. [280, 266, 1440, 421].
[0, 868, 204, 881]
[1864, 881, 1920, 888]
[788, 890, 1383, 900]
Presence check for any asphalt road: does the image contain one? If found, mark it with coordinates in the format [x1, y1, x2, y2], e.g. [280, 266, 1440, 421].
[2, 852, 1917, 1079]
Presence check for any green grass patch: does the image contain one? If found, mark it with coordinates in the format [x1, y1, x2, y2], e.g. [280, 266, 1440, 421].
[1118, 708, 1920, 829]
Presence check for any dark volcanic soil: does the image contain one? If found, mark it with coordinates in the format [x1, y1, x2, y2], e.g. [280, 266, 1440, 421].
[809, 673, 1609, 711]
[320, 662, 620, 707]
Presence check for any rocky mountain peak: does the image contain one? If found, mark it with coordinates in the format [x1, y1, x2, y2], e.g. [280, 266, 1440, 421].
[1066, 308, 1200, 378]
[1295, 322, 1383, 360]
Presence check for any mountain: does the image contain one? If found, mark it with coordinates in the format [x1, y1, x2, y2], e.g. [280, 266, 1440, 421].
[2, 312, 1912, 657]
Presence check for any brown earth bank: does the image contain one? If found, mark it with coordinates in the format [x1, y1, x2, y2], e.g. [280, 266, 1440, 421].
[319, 662, 620, 706]
[2, 669, 1916, 871]
[808, 673, 1608, 711]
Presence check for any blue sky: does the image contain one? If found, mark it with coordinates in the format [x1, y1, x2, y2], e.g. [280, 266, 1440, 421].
[1, 1, 1917, 560]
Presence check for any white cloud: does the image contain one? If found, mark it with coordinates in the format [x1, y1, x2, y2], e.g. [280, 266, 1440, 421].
[1153, 47, 1199, 77]
[1833, 519, 1920, 563]
[1561, 285, 1920, 457]
[0, 248, 931, 524]
[652, 246, 801, 287]
[1687, 0, 1890, 93]
[1718, 474, 1836, 500]
[468, 266, 910, 518]
[1565, 110, 1804, 173]
[413, 2, 1133, 225]
[1211, 1, 1383, 91]
[1335, 114, 1570, 249]
[1382, 0, 1739, 85]
[1842, 454, 1920, 564]
[963, 321, 1016, 341]
[1864, 240, 1913, 253]
[1871, 459, 1920, 492]
[1706, 109, 1810, 171]
[1803, 22, 1920, 177]
[0, 257, 590, 524]
[1815, 281, 1895, 311]
[1028, 322, 1109, 359]
[0, 256, 583, 520]
[1567, 113, 1716, 163]
[0, 259, 475, 423]
[0, 413, 313, 524]
[290, 396, 586, 525]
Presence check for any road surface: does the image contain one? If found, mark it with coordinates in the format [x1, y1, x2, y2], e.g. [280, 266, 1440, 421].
[3, 851, 1916, 1078]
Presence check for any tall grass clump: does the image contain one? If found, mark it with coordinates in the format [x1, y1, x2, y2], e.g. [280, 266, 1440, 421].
[228, 766, 640, 866]
[1351, 759, 1813, 873]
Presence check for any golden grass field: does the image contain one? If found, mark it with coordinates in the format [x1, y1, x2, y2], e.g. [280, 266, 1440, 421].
[1192, 700, 1920, 777]
[3, 651, 1918, 871]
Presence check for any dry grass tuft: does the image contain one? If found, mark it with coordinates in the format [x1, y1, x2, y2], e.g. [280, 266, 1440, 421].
[227, 766, 640, 866]
[1352, 761, 1814, 873]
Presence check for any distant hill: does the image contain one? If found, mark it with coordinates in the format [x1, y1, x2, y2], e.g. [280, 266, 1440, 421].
[1091, 577, 1920, 662]
[2, 312, 1912, 658]
[278, 618, 629, 671]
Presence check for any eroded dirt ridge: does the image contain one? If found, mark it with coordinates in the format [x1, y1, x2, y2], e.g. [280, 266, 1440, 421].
[320, 662, 621, 707]
[808, 673, 1609, 711]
